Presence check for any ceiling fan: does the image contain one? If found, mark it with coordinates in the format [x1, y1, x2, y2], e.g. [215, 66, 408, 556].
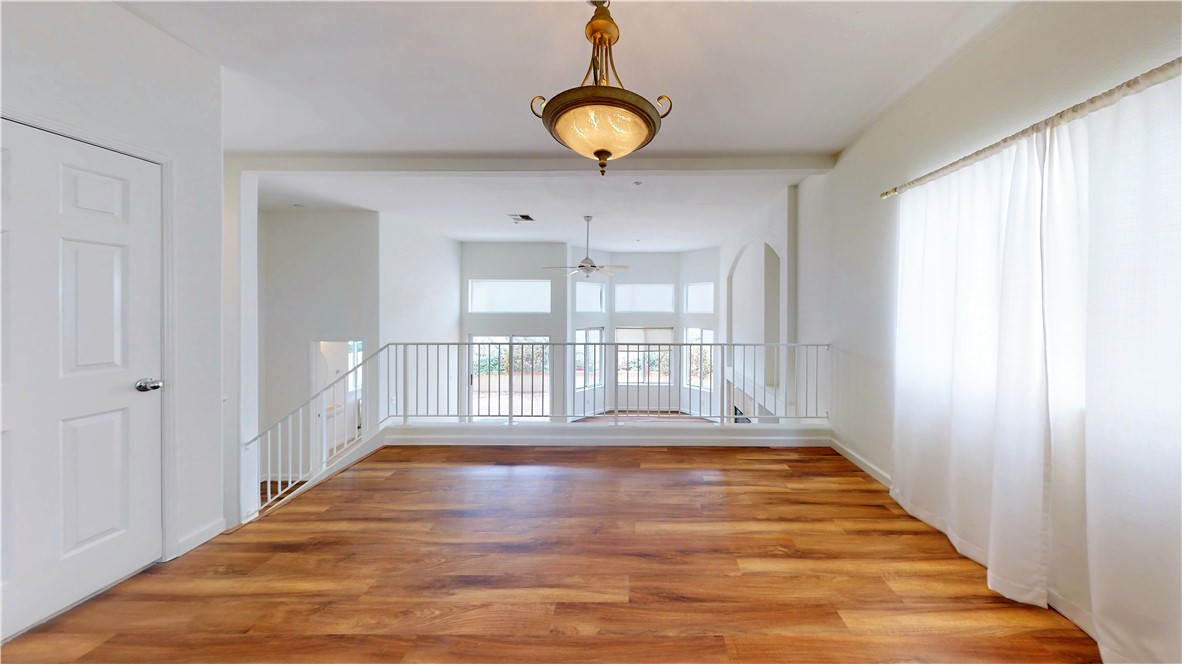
[545, 215, 629, 278]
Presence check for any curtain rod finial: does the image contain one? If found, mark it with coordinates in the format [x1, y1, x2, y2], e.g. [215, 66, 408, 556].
[880, 187, 898, 200]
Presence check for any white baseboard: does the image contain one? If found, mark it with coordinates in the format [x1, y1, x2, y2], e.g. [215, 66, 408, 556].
[381, 423, 835, 448]
[829, 435, 891, 486]
[164, 516, 226, 561]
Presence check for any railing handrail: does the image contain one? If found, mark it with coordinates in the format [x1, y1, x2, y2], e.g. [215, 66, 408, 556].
[242, 340, 833, 519]
[245, 341, 831, 447]
[244, 342, 397, 448]
[381, 341, 829, 348]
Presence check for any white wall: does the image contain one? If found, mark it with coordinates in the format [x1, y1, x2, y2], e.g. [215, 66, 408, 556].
[720, 187, 793, 345]
[461, 242, 569, 342]
[2, 2, 225, 557]
[608, 252, 682, 335]
[796, 0, 1181, 639]
[569, 257, 611, 335]
[679, 247, 720, 336]
[380, 217, 461, 344]
[259, 210, 380, 426]
[796, 0, 1181, 483]
[728, 243, 780, 345]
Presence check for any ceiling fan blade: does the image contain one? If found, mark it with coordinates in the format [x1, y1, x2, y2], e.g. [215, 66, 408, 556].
[543, 266, 577, 270]
[596, 269, 615, 277]
[599, 265, 630, 270]
[568, 269, 580, 276]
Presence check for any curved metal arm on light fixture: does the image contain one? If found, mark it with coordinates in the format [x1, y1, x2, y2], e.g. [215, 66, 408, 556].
[657, 95, 672, 119]
[532, 1, 669, 175]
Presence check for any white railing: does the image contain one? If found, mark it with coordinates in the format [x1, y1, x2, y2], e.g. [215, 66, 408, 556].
[243, 342, 830, 518]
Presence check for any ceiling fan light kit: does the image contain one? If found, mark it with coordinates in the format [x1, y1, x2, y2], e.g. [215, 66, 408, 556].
[531, 0, 671, 175]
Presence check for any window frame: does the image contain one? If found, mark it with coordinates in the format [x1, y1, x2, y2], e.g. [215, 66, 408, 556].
[684, 282, 715, 314]
[613, 283, 675, 313]
[614, 327, 674, 385]
[467, 279, 552, 313]
[574, 327, 604, 390]
[346, 340, 364, 393]
[575, 281, 606, 313]
[682, 328, 715, 388]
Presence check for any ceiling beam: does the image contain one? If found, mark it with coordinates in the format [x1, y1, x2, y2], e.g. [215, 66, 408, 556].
[225, 152, 837, 176]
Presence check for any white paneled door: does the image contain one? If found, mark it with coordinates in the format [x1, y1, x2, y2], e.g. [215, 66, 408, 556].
[1, 120, 163, 639]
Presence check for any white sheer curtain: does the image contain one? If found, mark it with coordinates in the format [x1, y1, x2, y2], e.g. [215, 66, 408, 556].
[893, 74, 1180, 662]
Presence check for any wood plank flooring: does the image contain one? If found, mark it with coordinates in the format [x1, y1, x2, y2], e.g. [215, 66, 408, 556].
[3, 446, 1099, 663]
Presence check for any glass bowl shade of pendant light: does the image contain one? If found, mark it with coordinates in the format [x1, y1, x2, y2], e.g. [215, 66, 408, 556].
[531, 1, 671, 175]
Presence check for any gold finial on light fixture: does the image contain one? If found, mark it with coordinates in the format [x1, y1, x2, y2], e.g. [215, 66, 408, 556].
[531, 0, 671, 175]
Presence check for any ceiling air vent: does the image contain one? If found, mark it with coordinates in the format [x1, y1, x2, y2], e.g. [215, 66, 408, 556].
[508, 214, 535, 223]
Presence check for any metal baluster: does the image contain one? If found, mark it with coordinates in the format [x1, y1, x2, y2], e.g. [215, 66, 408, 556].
[805, 346, 812, 417]
[761, 346, 767, 424]
[741, 344, 747, 421]
[265, 429, 271, 506]
[774, 346, 781, 421]
[808, 342, 817, 415]
[507, 341, 514, 424]
[615, 342, 621, 420]
[285, 417, 292, 494]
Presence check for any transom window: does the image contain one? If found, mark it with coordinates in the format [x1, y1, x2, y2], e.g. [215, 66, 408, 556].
[685, 282, 714, 313]
[468, 280, 551, 313]
[575, 281, 605, 313]
[614, 283, 674, 312]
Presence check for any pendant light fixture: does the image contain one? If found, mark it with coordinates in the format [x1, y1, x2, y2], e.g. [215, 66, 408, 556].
[531, 0, 671, 175]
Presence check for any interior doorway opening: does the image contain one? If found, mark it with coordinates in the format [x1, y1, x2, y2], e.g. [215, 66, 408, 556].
[311, 339, 364, 446]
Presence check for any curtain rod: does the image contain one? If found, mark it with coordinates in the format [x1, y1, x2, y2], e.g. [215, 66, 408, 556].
[880, 57, 1181, 200]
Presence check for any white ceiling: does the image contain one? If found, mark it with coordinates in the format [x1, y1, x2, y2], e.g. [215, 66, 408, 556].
[124, 1, 1017, 157]
[125, 1, 1017, 252]
[258, 170, 806, 252]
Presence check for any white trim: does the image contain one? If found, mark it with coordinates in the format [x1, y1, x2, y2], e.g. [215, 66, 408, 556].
[383, 423, 833, 447]
[165, 518, 227, 562]
[829, 434, 891, 485]
[253, 422, 835, 518]
[0, 110, 190, 562]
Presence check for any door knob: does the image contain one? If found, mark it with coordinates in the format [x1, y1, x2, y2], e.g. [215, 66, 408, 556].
[134, 378, 164, 392]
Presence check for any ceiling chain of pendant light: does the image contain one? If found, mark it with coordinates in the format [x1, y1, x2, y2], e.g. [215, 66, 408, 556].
[531, 0, 671, 175]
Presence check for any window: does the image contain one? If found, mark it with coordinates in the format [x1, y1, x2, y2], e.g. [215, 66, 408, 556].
[685, 282, 714, 313]
[683, 328, 714, 388]
[575, 281, 605, 313]
[469, 336, 551, 418]
[615, 327, 673, 384]
[574, 328, 603, 389]
[468, 280, 551, 313]
[346, 340, 364, 392]
[614, 283, 674, 312]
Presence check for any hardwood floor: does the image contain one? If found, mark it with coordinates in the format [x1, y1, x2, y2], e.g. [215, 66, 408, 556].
[3, 446, 1099, 663]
